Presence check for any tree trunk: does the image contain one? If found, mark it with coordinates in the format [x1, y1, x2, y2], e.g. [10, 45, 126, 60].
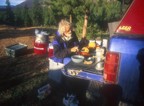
[82, 11, 88, 38]
[69, 14, 72, 23]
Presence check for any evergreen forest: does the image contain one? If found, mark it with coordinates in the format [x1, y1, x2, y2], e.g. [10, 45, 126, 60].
[0, 0, 132, 38]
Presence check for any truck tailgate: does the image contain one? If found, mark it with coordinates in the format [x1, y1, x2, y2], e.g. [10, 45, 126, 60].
[108, 35, 144, 102]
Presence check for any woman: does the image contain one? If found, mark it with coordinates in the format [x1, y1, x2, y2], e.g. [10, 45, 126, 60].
[52, 19, 79, 64]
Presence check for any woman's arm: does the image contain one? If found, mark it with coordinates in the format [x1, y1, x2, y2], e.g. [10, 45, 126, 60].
[52, 39, 71, 58]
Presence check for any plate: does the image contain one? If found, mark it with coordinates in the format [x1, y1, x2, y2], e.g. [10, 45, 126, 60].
[83, 57, 95, 65]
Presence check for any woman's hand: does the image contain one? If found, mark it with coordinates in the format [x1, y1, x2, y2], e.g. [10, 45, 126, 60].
[70, 46, 79, 53]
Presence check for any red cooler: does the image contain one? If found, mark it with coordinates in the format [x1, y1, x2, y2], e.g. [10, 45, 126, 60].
[34, 42, 48, 55]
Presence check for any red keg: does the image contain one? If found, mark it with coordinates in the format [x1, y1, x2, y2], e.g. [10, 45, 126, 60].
[34, 32, 48, 55]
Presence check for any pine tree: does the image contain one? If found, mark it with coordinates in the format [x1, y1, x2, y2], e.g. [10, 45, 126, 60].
[31, 0, 43, 26]
[14, 7, 24, 26]
[23, 5, 32, 27]
[4, 0, 15, 25]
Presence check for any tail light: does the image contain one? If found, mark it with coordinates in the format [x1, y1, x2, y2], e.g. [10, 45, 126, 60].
[103, 51, 120, 84]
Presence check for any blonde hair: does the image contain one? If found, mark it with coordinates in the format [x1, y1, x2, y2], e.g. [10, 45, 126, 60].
[58, 19, 72, 35]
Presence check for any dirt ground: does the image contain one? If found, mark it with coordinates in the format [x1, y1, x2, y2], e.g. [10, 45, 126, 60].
[0, 25, 64, 106]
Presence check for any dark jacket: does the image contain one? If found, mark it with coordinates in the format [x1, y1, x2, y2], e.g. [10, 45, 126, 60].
[52, 31, 79, 62]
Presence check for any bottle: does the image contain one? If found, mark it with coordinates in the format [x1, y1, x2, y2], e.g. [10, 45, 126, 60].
[48, 43, 54, 58]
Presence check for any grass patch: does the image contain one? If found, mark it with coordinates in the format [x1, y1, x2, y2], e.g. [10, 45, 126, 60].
[0, 54, 50, 105]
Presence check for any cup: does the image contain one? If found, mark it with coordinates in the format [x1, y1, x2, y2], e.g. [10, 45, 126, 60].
[48, 43, 54, 58]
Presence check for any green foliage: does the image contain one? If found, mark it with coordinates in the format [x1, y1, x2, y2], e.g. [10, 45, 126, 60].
[87, 23, 100, 39]
[75, 16, 100, 40]
[75, 18, 83, 38]
[0, 12, 5, 24]
[23, 5, 32, 27]
[43, 7, 56, 26]
[14, 7, 24, 26]
[105, 1, 121, 22]
[31, 0, 43, 26]
[118, 0, 133, 4]
[73, 5, 84, 21]
[62, 4, 72, 16]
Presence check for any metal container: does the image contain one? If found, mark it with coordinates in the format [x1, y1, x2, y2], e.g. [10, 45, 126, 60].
[35, 34, 48, 43]
[5, 43, 28, 58]
[95, 48, 105, 71]
[35, 29, 49, 43]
